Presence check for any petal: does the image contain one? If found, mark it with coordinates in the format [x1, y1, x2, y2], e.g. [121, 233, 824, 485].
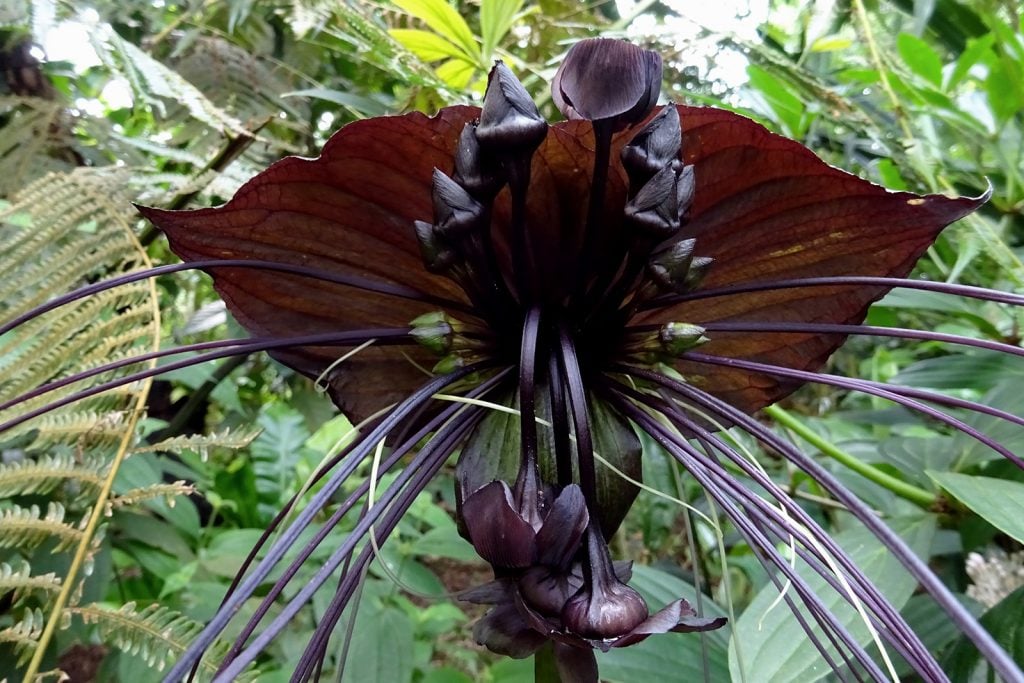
[461, 480, 537, 568]
[611, 598, 727, 648]
[473, 603, 548, 658]
[458, 578, 514, 605]
[536, 484, 588, 568]
[139, 106, 479, 421]
[636, 105, 987, 415]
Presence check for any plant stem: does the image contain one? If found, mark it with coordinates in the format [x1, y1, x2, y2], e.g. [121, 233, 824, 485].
[763, 404, 937, 509]
[534, 642, 562, 683]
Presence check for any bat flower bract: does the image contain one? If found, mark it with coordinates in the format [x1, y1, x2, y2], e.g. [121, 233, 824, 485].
[10, 35, 1017, 683]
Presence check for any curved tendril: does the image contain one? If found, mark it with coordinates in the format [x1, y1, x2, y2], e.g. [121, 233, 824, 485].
[214, 402, 486, 682]
[641, 276, 1024, 310]
[293, 410, 488, 683]
[161, 361, 498, 682]
[625, 321, 1024, 360]
[214, 370, 509, 675]
[0, 330, 413, 435]
[608, 392, 895, 681]
[0, 258, 471, 340]
[616, 381, 939, 677]
[679, 352, 1024, 470]
[620, 367, 1024, 682]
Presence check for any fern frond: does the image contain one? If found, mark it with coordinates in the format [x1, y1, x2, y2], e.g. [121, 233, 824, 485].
[0, 503, 85, 552]
[134, 426, 262, 457]
[109, 482, 195, 510]
[90, 27, 250, 136]
[0, 454, 105, 498]
[0, 562, 63, 602]
[69, 603, 258, 679]
[0, 607, 45, 662]
[0, 96, 72, 196]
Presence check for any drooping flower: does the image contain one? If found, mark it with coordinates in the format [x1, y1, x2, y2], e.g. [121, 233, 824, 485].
[6, 36, 1024, 683]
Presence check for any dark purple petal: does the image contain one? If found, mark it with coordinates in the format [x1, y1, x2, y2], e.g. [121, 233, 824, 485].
[473, 603, 548, 658]
[138, 107, 480, 422]
[610, 598, 727, 648]
[552, 38, 662, 128]
[458, 578, 514, 605]
[461, 480, 537, 568]
[535, 484, 589, 568]
[518, 565, 582, 617]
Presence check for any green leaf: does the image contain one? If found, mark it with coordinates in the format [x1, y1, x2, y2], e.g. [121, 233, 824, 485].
[407, 526, 478, 562]
[480, 0, 525, 61]
[728, 516, 935, 682]
[341, 606, 415, 683]
[947, 33, 995, 90]
[927, 471, 1024, 543]
[435, 58, 477, 89]
[943, 584, 1024, 680]
[394, 0, 479, 62]
[282, 88, 390, 117]
[897, 33, 944, 87]
[390, 28, 470, 62]
[746, 65, 807, 138]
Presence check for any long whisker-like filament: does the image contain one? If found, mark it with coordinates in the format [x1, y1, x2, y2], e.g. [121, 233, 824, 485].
[619, 366, 1022, 681]
[641, 276, 1024, 310]
[676, 352, 1024, 469]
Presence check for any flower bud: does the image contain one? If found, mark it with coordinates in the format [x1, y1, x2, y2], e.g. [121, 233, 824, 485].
[561, 578, 649, 641]
[410, 311, 455, 355]
[621, 105, 681, 182]
[414, 220, 458, 274]
[453, 122, 505, 198]
[658, 322, 708, 356]
[432, 169, 485, 238]
[624, 164, 680, 239]
[477, 62, 548, 151]
[552, 38, 662, 130]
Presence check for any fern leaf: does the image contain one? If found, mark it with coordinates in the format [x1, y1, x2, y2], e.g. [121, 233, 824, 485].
[0, 503, 84, 552]
[0, 561, 63, 602]
[134, 426, 262, 457]
[0, 454, 105, 498]
[109, 482, 195, 510]
[69, 603, 258, 680]
[0, 607, 45, 663]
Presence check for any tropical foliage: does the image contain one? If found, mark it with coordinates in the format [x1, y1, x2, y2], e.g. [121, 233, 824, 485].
[0, 1, 1022, 681]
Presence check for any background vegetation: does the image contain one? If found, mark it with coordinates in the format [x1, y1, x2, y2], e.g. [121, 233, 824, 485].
[1, 0, 1022, 680]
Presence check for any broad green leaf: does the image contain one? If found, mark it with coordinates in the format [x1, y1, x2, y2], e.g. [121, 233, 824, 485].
[897, 33, 944, 87]
[598, 565, 729, 681]
[435, 57, 477, 89]
[943, 584, 1024, 680]
[341, 606, 415, 683]
[407, 525, 478, 562]
[746, 65, 807, 138]
[394, 0, 479, 62]
[480, 0, 525, 61]
[927, 472, 1024, 543]
[390, 28, 470, 62]
[728, 516, 935, 683]
[947, 33, 995, 90]
[890, 352, 1023, 391]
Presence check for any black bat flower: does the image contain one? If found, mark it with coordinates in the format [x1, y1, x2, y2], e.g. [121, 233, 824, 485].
[6, 36, 1023, 683]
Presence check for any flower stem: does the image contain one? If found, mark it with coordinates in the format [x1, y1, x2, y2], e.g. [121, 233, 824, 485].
[534, 642, 562, 683]
[762, 404, 937, 509]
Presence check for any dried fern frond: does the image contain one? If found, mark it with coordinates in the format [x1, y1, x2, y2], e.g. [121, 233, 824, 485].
[0, 562, 63, 603]
[0, 503, 85, 553]
[0, 96, 74, 196]
[108, 482, 195, 511]
[0, 168, 158, 449]
[134, 426, 262, 457]
[0, 454, 105, 498]
[69, 603, 259, 680]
